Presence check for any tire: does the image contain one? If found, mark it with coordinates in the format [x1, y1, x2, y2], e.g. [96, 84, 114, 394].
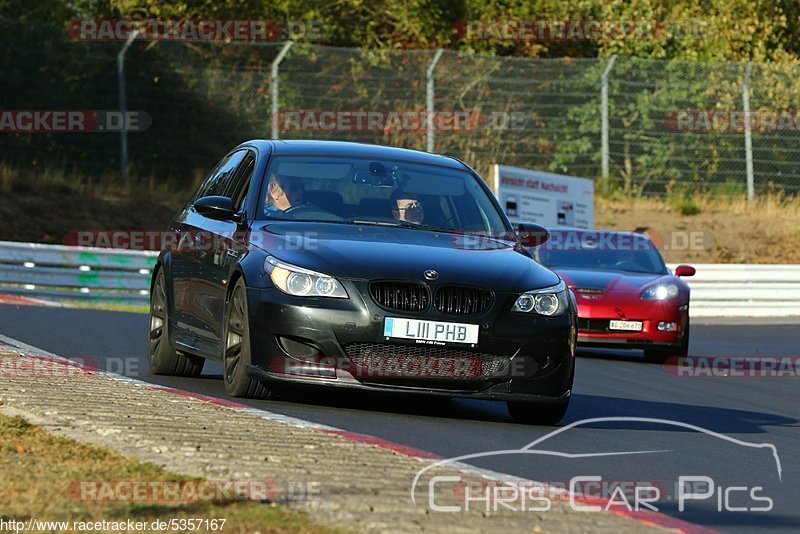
[223, 277, 271, 399]
[506, 400, 569, 426]
[644, 322, 690, 365]
[148, 268, 204, 377]
[506, 361, 573, 425]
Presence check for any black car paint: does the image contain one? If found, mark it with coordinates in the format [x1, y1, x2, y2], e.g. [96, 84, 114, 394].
[249, 222, 560, 291]
[154, 140, 576, 403]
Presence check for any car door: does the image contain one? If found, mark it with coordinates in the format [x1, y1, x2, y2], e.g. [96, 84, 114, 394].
[202, 150, 257, 357]
[170, 149, 248, 357]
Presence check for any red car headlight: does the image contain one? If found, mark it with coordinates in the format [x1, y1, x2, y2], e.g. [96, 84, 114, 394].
[641, 283, 679, 300]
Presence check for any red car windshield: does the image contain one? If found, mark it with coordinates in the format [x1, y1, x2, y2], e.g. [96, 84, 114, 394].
[535, 232, 668, 275]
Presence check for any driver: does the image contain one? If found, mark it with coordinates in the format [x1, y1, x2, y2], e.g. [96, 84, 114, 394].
[390, 189, 424, 224]
[265, 174, 305, 214]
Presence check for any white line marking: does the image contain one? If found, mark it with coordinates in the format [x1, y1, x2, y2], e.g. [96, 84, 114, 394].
[0, 333, 551, 482]
[0, 335, 354, 434]
[0, 333, 714, 531]
[0, 334, 63, 359]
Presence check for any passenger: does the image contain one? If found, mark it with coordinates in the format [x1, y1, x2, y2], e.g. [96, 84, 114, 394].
[390, 189, 424, 224]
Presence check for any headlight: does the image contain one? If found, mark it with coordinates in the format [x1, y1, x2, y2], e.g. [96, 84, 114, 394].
[265, 256, 348, 298]
[512, 280, 569, 316]
[641, 283, 679, 300]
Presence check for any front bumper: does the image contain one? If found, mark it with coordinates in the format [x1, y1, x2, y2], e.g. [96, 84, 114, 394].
[576, 302, 689, 350]
[247, 365, 572, 403]
[244, 282, 576, 402]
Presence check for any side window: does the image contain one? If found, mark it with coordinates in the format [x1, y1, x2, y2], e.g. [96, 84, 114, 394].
[225, 152, 256, 212]
[196, 150, 248, 200]
[193, 156, 227, 202]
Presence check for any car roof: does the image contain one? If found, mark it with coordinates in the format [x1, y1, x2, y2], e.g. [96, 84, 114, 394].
[244, 139, 466, 170]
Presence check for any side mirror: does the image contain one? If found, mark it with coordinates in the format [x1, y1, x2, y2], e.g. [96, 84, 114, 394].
[194, 196, 236, 221]
[517, 222, 550, 247]
[675, 264, 696, 277]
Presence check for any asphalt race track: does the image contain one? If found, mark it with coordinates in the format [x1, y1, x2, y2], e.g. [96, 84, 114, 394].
[2, 303, 798, 533]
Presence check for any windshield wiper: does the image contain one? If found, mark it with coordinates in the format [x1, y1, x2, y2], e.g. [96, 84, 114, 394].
[346, 219, 463, 234]
[346, 219, 415, 228]
[414, 223, 466, 235]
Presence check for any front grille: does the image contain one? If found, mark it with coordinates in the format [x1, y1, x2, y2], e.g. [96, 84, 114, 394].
[369, 281, 429, 312]
[344, 342, 509, 382]
[435, 286, 493, 315]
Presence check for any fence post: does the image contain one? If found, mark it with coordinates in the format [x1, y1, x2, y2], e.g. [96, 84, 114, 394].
[601, 55, 617, 190]
[271, 41, 294, 140]
[117, 29, 139, 189]
[743, 61, 755, 203]
[426, 49, 444, 153]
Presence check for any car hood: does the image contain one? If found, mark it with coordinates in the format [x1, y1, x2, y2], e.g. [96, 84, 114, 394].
[555, 268, 666, 294]
[250, 222, 560, 292]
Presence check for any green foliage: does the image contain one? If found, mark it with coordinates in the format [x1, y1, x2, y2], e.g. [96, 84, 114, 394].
[1, 0, 798, 62]
[2, 0, 800, 193]
[667, 189, 701, 215]
[712, 178, 747, 197]
[0, 415, 33, 436]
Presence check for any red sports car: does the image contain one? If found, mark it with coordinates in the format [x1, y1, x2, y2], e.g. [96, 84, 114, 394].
[533, 228, 695, 363]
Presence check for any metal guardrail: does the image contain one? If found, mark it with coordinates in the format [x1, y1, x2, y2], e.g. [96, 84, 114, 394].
[0, 242, 796, 316]
[667, 263, 800, 317]
[0, 241, 157, 302]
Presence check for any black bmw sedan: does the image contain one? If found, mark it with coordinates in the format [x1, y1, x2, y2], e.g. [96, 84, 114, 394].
[148, 140, 577, 424]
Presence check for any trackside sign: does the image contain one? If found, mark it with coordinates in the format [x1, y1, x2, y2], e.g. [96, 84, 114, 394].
[493, 164, 594, 228]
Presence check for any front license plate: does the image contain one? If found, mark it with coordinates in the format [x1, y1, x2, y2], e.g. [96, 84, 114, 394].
[609, 320, 643, 332]
[383, 317, 479, 345]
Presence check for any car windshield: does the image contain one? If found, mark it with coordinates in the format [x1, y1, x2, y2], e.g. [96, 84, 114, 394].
[535, 232, 668, 275]
[258, 155, 510, 235]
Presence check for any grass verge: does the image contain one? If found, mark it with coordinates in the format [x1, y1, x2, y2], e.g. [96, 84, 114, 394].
[0, 413, 337, 533]
[55, 300, 149, 314]
[596, 193, 800, 263]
